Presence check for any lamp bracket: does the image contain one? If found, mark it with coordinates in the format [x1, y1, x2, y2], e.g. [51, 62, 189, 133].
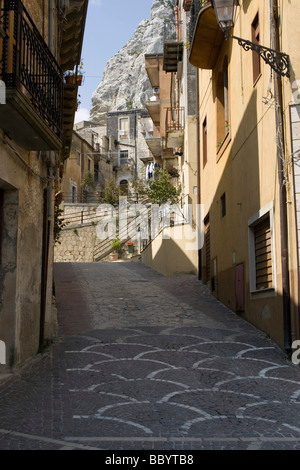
[230, 35, 290, 77]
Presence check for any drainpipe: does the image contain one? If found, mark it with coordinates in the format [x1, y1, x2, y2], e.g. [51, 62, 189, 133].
[196, 68, 201, 281]
[48, 0, 53, 53]
[134, 111, 138, 178]
[174, 6, 179, 41]
[39, 183, 50, 349]
[271, 0, 292, 352]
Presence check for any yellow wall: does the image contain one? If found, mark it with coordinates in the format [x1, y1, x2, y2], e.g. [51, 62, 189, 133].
[280, 0, 300, 343]
[196, 0, 300, 349]
[141, 225, 198, 277]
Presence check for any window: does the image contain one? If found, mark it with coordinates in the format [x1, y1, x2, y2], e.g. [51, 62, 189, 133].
[216, 57, 229, 150]
[221, 193, 226, 217]
[248, 204, 275, 293]
[204, 214, 210, 284]
[94, 162, 99, 182]
[202, 117, 207, 168]
[119, 179, 128, 195]
[71, 184, 77, 203]
[119, 117, 129, 139]
[251, 13, 261, 84]
[88, 157, 92, 172]
[119, 150, 129, 167]
[254, 217, 272, 290]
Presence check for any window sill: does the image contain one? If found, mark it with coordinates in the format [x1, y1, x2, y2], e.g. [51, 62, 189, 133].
[250, 287, 276, 299]
[216, 132, 231, 162]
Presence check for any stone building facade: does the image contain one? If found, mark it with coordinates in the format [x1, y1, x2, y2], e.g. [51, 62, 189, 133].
[106, 109, 153, 193]
[0, 0, 88, 370]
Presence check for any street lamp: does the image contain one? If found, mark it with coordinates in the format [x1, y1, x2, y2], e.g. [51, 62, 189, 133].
[211, 0, 235, 34]
[211, 0, 290, 77]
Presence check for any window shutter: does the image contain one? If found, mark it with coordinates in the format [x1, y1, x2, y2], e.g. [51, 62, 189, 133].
[254, 216, 272, 290]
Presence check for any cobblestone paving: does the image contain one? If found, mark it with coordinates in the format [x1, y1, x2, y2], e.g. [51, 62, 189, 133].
[0, 261, 300, 451]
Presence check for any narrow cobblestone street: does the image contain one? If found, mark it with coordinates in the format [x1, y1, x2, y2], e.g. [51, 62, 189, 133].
[0, 261, 300, 452]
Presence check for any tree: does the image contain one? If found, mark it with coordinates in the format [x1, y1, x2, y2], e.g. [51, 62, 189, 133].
[81, 171, 95, 202]
[146, 169, 181, 206]
[130, 175, 148, 199]
[101, 180, 121, 207]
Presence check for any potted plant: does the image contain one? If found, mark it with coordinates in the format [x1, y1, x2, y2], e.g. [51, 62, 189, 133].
[110, 238, 122, 261]
[64, 60, 85, 86]
[76, 60, 85, 86]
[64, 70, 76, 85]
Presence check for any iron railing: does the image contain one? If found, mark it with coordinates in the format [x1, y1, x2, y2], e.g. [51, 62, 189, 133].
[165, 107, 185, 133]
[189, 0, 212, 44]
[0, 0, 63, 137]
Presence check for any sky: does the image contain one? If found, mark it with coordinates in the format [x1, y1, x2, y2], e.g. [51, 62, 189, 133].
[75, 0, 154, 123]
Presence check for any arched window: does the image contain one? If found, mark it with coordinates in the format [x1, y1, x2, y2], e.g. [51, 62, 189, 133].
[120, 179, 128, 195]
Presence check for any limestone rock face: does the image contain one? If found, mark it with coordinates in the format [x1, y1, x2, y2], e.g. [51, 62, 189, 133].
[90, 0, 175, 123]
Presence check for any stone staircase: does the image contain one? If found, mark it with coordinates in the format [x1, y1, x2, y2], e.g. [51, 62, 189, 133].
[93, 204, 152, 262]
[54, 201, 153, 263]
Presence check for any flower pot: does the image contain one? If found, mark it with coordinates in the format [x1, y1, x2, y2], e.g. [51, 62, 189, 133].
[109, 253, 119, 261]
[76, 75, 83, 86]
[65, 75, 76, 85]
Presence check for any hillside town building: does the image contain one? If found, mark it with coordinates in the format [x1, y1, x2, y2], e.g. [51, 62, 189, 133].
[0, 0, 88, 368]
[139, 0, 300, 353]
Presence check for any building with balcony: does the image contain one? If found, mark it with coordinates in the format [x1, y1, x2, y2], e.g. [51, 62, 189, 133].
[189, 0, 300, 353]
[106, 109, 153, 192]
[59, 122, 114, 204]
[141, 1, 199, 277]
[144, 53, 174, 163]
[0, 0, 88, 370]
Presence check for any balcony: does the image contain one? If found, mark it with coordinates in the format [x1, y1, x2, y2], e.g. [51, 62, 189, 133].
[0, 0, 63, 150]
[189, 0, 223, 70]
[145, 90, 160, 125]
[145, 54, 162, 88]
[145, 136, 163, 158]
[60, 0, 89, 73]
[113, 152, 132, 170]
[61, 82, 78, 160]
[165, 107, 185, 149]
[163, 41, 183, 73]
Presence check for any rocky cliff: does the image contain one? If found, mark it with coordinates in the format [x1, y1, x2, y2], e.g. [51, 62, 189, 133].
[89, 0, 176, 123]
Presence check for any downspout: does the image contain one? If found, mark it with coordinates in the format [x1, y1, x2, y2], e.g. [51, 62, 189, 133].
[174, 6, 179, 41]
[48, 0, 53, 53]
[271, 0, 292, 352]
[39, 184, 50, 349]
[134, 111, 138, 178]
[196, 68, 201, 280]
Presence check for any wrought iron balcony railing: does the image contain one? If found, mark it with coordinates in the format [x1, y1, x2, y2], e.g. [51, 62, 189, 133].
[0, 0, 63, 139]
[165, 107, 185, 133]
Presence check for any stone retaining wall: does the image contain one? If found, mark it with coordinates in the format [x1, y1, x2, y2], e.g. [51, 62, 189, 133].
[54, 224, 97, 262]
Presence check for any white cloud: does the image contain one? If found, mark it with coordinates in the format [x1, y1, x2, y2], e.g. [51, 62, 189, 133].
[74, 108, 90, 123]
